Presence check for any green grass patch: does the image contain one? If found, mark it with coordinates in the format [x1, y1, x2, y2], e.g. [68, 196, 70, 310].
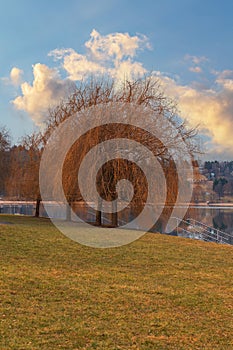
[0, 214, 233, 349]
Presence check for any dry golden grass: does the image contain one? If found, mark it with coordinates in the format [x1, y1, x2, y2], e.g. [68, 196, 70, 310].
[0, 215, 233, 349]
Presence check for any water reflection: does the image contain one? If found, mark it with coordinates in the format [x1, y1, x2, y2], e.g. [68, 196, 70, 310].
[185, 207, 233, 236]
[1, 202, 233, 237]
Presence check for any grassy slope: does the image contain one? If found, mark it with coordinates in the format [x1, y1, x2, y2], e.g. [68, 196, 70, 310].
[0, 215, 233, 350]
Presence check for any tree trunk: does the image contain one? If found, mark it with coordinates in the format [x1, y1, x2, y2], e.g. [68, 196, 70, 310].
[66, 201, 72, 221]
[96, 197, 102, 226]
[111, 200, 118, 227]
[35, 197, 41, 217]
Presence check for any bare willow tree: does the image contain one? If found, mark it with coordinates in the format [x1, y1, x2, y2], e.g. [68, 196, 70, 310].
[42, 76, 198, 230]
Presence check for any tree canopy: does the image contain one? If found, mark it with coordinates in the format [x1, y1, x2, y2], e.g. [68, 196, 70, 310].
[39, 76, 199, 230]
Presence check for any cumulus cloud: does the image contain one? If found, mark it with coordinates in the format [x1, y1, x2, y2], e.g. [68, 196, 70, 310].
[154, 70, 233, 157]
[13, 63, 74, 125]
[49, 29, 150, 82]
[85, 29, 151, 63]
[11, 29, 233, 158]
[113, 59, 147, 82]
[10, 67, 23, 85]
[12, 30, 150, 128]
[216, 70, 233, 91]
[1, 67, 23, 85]
[49, 48, 105, 80]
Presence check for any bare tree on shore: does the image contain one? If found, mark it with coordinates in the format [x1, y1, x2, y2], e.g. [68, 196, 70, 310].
[4, 76, 199, 228]
[40, 76, 199, 230]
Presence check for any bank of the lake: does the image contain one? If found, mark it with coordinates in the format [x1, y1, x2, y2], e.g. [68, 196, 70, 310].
[0, 214, 233, 349]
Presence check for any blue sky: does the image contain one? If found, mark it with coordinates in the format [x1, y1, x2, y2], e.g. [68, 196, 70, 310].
[1, 0, 233, 159]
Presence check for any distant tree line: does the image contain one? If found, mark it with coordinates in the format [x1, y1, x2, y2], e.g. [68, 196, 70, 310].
[204, 161, 233, 178]
[203, 161, 233, 198]
[0, 127, 11, 196]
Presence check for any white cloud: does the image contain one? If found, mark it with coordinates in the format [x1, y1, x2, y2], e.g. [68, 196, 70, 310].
[11, 29, 233, 159]
[112, 59, 147, 82]
[12, 63, 74, 125]
[10, 67, 23, 85]
[1, 67, 24, 86]
[185, 54, 208, 76]
[215, 70, 233, 91]
[50, 48, 106, 80]
[185, 54, 208, 65]
[189, 66, 202, 73]
[154, 70, 233, 157]
[13, 30, 150, 128]
[48, 48, 74, 61]
[85, 29, 151, 63]
[49, 30, 150, 82]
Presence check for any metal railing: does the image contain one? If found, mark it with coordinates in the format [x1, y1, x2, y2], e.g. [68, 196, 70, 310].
[171, 217, 232, 245]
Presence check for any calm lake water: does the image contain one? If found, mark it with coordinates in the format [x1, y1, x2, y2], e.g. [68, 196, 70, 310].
[1, 202, 233, 237]
[184, 206, 233, 236]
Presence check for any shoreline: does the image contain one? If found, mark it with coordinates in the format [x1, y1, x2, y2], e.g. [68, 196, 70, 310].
[1, 200, 233, 209]
[189, 202, 233, 208]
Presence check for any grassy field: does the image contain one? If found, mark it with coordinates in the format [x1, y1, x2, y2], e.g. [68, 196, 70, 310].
[0, 215, 233, 350]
